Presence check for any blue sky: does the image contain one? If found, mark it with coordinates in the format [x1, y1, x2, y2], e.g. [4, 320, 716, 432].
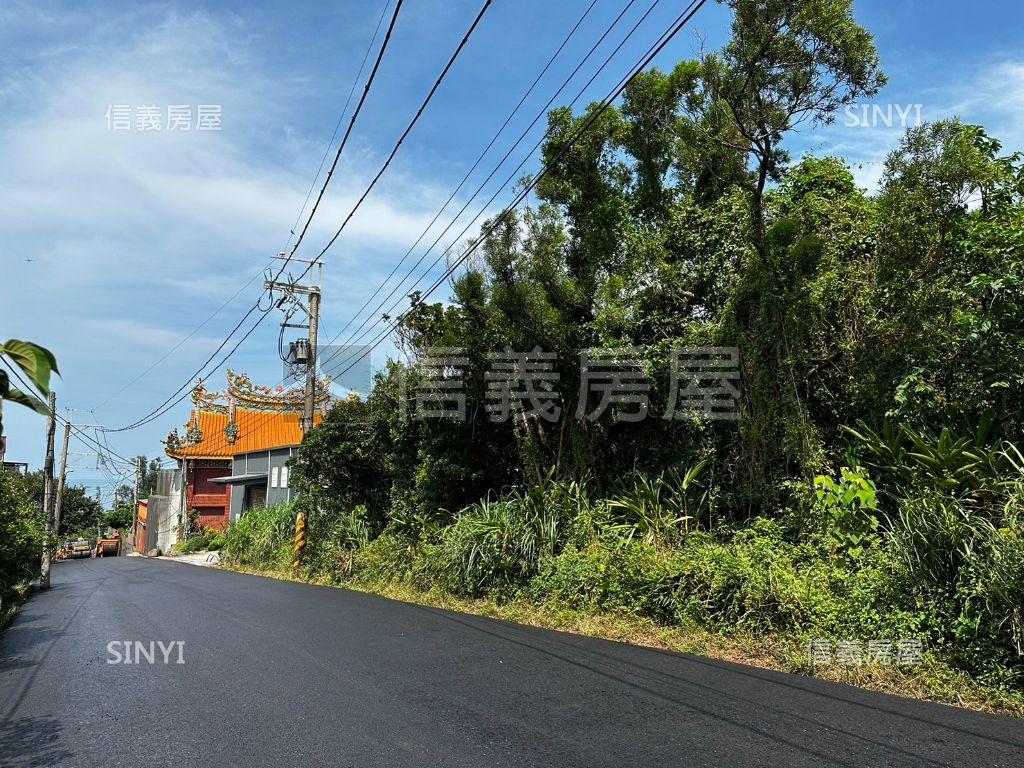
[2, 0, 1022, 501]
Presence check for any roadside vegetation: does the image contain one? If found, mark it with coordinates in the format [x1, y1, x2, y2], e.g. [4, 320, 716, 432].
[0, 470, 44, 622]
[0, 337, 56, 618]
[221, 0, 1024, 714]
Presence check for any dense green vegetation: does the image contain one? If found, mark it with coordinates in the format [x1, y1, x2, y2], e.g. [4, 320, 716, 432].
[0, 471, 44, 612]
[0, 338, 57, 611]
[222, 0, 1024, 700]
[0, 467, 124, 610]
[9, 469, 106, 540]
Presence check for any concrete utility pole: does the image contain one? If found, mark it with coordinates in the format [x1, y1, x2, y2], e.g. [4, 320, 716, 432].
[131, 457, 142, 552]
[265, 254, 323, 435]
[264, 254, 323, 570]
[53, 417, 72, 538]
[39, 391, 57, 589]
[301, 287, 320, 436]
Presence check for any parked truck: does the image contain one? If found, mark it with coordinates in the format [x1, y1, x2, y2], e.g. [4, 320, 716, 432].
[95, 531, 121, 557]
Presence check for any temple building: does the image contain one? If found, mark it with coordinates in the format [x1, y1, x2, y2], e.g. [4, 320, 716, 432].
[165, 370, 330, 530]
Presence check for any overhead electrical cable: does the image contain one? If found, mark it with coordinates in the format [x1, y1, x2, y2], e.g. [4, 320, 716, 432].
[1, 361, 137, 468]
[321, 0, 603, 358]
[317, 0, 652, 374]
[311, 0, 495, 260]
[158, 1, 605, 459]
[100, 0, 407, 433]
[195, 0, 710, 453]
[287, 0, 406, 258]
[328, 0, 710, 380]
[111, 0, 495, 444]
[281, 0, 394, 257]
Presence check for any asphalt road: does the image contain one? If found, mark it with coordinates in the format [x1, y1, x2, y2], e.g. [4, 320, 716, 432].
[2, 558, 1022, 767]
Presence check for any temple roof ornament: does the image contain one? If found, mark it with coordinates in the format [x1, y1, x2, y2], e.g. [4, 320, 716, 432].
[166, 372, 333, 459]
[188, 369, 332, 414]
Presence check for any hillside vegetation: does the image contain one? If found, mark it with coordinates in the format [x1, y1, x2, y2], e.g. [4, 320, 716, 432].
[222, 0, 1024, 711]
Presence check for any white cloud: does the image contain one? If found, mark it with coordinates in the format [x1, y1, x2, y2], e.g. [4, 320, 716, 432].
[795, 56, 1024, 194]
[936, 59, 1024, 149]
[0, 3, 490, 464]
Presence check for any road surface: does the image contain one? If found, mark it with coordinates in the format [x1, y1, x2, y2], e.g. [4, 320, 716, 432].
[2, 557, 1022, 767]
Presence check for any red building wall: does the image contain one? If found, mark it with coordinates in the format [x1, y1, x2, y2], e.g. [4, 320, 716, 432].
[186, 460, 231, 531]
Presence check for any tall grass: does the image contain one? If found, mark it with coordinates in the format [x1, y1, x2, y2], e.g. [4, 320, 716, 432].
[221, 503, 296, 571]
[606, 461, 709, 546]
[420, 476, 590, 595]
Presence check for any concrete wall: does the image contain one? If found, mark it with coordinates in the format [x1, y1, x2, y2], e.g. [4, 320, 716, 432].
[228, 446, 299, 522]
[267, 447, 296, 506]
[142, 469, 184, 554]
[154, 469, 183, 553]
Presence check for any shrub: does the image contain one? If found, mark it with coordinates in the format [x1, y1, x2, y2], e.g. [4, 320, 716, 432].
[305, 503, 372, 580]
[530, 539, 683, 621]
[606, 461, 709, 547]
[533, 518, 846, 633]
[0, 470, 42, 607]
[887, 496, 985, 589]
[964, 524, 1024, 680]
[813, 467, 880, 560]
[671, 520, 841, 632]
[351, 533, 418, 583]
[846, 419, 1009, 506]
[221, 503, 296, 571]
[418, 479, 583, 596]
[176, 528, 218, 554]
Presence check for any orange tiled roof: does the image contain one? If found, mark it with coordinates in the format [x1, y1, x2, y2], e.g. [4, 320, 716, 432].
[167, 409, 321, 459]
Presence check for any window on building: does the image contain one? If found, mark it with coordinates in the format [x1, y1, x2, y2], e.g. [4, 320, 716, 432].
[280, 466, 289, 488]
[271, 466, 279, 488]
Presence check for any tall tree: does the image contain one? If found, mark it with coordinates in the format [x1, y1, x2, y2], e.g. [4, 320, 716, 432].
[701, 0, 885, 263]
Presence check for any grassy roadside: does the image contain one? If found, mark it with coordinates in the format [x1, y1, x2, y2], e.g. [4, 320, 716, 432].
[220, 561, 1024, 719]
[0, 582, 32, 633]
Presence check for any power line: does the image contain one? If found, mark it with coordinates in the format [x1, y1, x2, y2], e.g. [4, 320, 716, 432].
[117, 0, 494, 448]
[282, 0, 394, 257]
[187, 0, 709, 455]
[0, 361, 136, 468]
[331, 0, 709, 380]
[105, 301, 273, 434]
[287, 0, 406, 258]
[319, 0, 650, 373]
[101, 303, 267, 432]
[311, 0, 494, 260]
[162, 0, 618, 458]
[98, 0, 405, 433]
[320, 0, 668, 375]
[102, 0, 697, 457]
[89, 273, 265, 414]
[323, 0, 603, 356]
